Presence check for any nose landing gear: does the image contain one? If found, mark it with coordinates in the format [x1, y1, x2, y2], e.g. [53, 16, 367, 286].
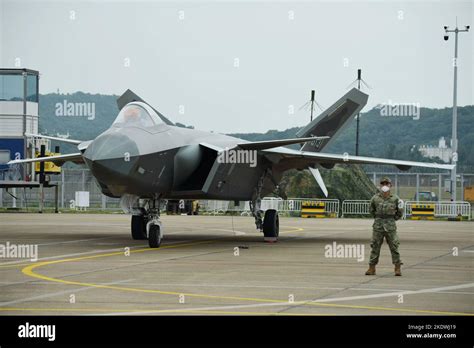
[147, 219, 162, 248]
[130, 197, 164, 248]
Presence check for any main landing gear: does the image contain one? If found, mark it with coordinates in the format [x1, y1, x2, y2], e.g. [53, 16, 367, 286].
[262, 209, 279, 242]
[250, 169, 280, 242]
[131, 198, 164, 248]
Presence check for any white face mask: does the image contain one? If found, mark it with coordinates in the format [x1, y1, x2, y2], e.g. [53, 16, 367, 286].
[381, 185, 390, 193]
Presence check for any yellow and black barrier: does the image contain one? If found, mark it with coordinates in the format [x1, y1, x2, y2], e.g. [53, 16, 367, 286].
[301, 201, 326, 218]
[35, 151, 61, 174]
[410, 203, 435, 220]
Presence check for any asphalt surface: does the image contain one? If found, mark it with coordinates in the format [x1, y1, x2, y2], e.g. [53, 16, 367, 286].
[0, 213, 472, 316]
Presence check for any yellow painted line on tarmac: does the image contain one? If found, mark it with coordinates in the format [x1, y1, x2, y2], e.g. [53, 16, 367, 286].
[0, 307, 323, 316]
[281, 226, 304, 233]
[0, 262, 38, 269]
[305, 302, 474, 316]
[0, 226, 303, 270]
[0, 239, 219, 269]
[21, 239, 215, 273]
[0, 304, 471, 316]
[19, 236, 474, 316]
[21, 251, 292, 304]
[0, 307, 127, 313]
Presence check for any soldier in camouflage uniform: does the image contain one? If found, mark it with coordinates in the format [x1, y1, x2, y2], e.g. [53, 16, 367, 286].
[365, 177, 404, 276]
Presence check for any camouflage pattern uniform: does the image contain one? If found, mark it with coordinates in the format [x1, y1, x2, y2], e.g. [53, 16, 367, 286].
[368, 182, 404, 266]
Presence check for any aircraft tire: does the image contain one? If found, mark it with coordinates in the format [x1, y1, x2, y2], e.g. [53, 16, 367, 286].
[148, 223, 162, 248]
[131, 215, 147, 240]
[263, 209, 279, 238]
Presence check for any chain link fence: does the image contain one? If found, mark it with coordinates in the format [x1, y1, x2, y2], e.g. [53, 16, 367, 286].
[367, 172, 474, 201]
[1, 169, 472, 219]
[0, 168, 120, 210]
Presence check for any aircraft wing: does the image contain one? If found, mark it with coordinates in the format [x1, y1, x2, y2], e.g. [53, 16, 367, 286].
[25, 133, 83, 145]
[236, 136, 329, 151]
[8, 153, 84, 166]
[263, 147, 454, 171]
[23, 133, 92, 153]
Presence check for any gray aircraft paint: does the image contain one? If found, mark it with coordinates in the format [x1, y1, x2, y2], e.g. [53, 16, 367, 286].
[10, 88, 454, 203]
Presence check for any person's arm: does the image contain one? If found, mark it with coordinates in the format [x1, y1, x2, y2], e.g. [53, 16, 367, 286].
[395, 197, 404, 220]
[369, 196, 376, 217]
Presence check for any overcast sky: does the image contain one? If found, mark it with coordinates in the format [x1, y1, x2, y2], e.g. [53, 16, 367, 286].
[1, 0, 472, 133]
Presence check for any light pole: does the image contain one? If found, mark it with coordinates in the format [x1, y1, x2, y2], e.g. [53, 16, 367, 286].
[444, 23, 470, 202]
[355, 69, 361, 156]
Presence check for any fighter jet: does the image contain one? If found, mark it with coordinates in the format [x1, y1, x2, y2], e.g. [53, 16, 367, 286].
[9, 88, 454, 247]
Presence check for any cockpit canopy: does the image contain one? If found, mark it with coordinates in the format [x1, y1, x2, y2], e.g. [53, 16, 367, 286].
[112, 102, 164, 128]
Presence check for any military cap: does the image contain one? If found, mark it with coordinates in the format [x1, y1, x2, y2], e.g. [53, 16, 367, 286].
[380, 177, 392, 184]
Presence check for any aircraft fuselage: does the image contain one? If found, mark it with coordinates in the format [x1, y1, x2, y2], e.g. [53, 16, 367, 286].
[82, 123, 273, 200]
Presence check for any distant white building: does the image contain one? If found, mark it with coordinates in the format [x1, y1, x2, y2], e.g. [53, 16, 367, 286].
[55, 131, 70, 139]
[418, 137, 452, 163]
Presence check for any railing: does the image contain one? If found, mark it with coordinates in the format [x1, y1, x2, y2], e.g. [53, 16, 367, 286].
[404, 201, 471, 220]
[341, 200, 371, 217]
[2, 181, 471, 221]
[281, 198, 340, 217]
[199, 200, 231, 215]
[202, 198, 340, 217]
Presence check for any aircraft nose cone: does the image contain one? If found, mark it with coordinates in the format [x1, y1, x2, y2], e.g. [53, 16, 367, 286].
[85, 132, 138, 161]
[83, 132, 140, 180]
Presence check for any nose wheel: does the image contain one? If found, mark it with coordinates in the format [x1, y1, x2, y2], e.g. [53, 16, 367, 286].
[130, 197, 164, 248]
[147, 220, 162, 248]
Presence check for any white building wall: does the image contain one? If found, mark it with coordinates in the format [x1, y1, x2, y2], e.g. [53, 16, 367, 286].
[0, 101, 39, 137]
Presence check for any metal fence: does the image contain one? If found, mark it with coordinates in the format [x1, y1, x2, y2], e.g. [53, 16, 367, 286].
[277, 198, 340, 216]
[367, 172, 474, 202]
[404, 200, 471, 220]
[341, 200, 371, 217]
[0, 168, 472, 221]
[0, 169, 121, 210]
[339, 199, 471, 220]
[199, 200, 231, 215]
[200, 198, 340, 217]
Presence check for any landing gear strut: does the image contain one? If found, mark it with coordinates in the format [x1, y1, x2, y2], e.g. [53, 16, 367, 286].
[251, 169, 279, 242]
[130, 197, 164, 248]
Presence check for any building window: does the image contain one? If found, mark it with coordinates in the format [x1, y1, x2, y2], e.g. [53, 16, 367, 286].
[0, 150, 11, 164]
[0, 75, 23, 101]
[27, 74, 38, 102]
[0, 73, 38, 102]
